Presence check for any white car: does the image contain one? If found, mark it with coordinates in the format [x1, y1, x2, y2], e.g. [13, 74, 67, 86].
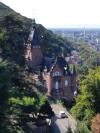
[59, 111, 68, 118]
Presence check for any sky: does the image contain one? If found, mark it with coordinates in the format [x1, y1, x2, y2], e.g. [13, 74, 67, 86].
[1, 0, 100, 28]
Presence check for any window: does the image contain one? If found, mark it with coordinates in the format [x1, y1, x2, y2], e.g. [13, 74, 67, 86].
[55, 81, 58, 89]
[52, 71, 62, 77]
[65, 80, 68, 87]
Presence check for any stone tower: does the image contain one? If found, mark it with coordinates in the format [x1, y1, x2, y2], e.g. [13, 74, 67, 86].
[25, 19, 43, 69]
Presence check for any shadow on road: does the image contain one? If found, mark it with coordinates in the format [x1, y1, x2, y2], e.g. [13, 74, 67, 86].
[51, 114, 62, 133]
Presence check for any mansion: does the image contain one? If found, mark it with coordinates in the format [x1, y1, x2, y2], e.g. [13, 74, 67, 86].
[25, 20, 77, 101]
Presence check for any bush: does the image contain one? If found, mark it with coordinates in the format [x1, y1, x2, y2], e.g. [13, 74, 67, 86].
[76, 121, 92, 133]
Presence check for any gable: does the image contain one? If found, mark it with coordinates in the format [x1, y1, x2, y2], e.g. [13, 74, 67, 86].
[51, 64, 63, 77]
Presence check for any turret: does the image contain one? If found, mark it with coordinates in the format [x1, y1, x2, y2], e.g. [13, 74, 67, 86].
[25, 17, 43, 69]
[32, 28, 40, 47]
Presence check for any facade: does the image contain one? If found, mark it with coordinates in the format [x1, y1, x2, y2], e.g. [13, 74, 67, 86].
[42, 56, 76, 101]
[25, 21, 77, 101]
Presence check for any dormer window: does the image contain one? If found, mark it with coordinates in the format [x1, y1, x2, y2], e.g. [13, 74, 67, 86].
[52, 71, 62, 77]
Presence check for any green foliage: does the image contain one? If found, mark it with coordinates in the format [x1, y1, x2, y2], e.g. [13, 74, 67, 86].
[9, 96, 35, 106]
[77, 64, 88, 76]
[0, 60, 13, 132]
[21, 97, 35, 106]
[60, 98, 75, 109]
[39, 100, 54, 118]
[72, 40, 100, 69]
[36, 24, 73, 57]
[0, 60, 48, 132]
[0, 2, 74, 59]
[0, 14, 30, 66]
[0, 28, 5, 42]
[0, 60, 11, 106]
[71, 67, 100, 127]
[0, 2, 75, 132]
[76, 121, 92, 133]
[36, 91, 46, 106]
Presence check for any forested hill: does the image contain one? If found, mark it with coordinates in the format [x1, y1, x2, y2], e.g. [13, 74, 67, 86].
[0, 2, 31, 24]
[0, 2, 55, 132]
[0, 2, 14, 19]
[0, 2, 73, 59]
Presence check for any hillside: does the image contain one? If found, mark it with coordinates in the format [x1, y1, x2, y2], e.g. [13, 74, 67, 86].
[0, 2, 55, 132]
[0, 2, 31, 24]
[0, 2, 73, 58]
[0, 2, 14, 19]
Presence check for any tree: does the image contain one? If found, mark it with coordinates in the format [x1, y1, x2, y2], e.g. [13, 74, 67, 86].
[0, 60, 14, 132]
[39, 100, 54, 118]
[76, 121, 91, 133]
[0, 14, 31, 67]
[71, 67, 100, 126]
[72, 40, 100, 69]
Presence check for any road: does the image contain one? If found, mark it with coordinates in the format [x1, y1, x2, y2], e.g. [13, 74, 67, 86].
[51, 104, 77, 133]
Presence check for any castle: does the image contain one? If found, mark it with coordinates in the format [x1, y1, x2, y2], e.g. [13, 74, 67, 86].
[25, 20, 77, 101]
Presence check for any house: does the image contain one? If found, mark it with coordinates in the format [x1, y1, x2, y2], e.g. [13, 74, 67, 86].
[25, 19, 77, 101]
[41, 56, 76, 101]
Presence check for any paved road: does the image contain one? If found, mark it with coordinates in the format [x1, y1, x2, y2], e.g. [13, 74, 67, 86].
[51, 104, 77, 133]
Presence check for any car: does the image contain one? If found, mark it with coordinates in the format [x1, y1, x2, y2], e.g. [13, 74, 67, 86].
[59, 111, 68, 118]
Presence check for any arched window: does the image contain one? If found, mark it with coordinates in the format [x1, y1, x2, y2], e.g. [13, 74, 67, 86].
[55, 81, 58, 89]
[65, 80, 68, 87]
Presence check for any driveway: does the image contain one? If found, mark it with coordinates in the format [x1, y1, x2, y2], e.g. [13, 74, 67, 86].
[51, 103, 77, 133]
